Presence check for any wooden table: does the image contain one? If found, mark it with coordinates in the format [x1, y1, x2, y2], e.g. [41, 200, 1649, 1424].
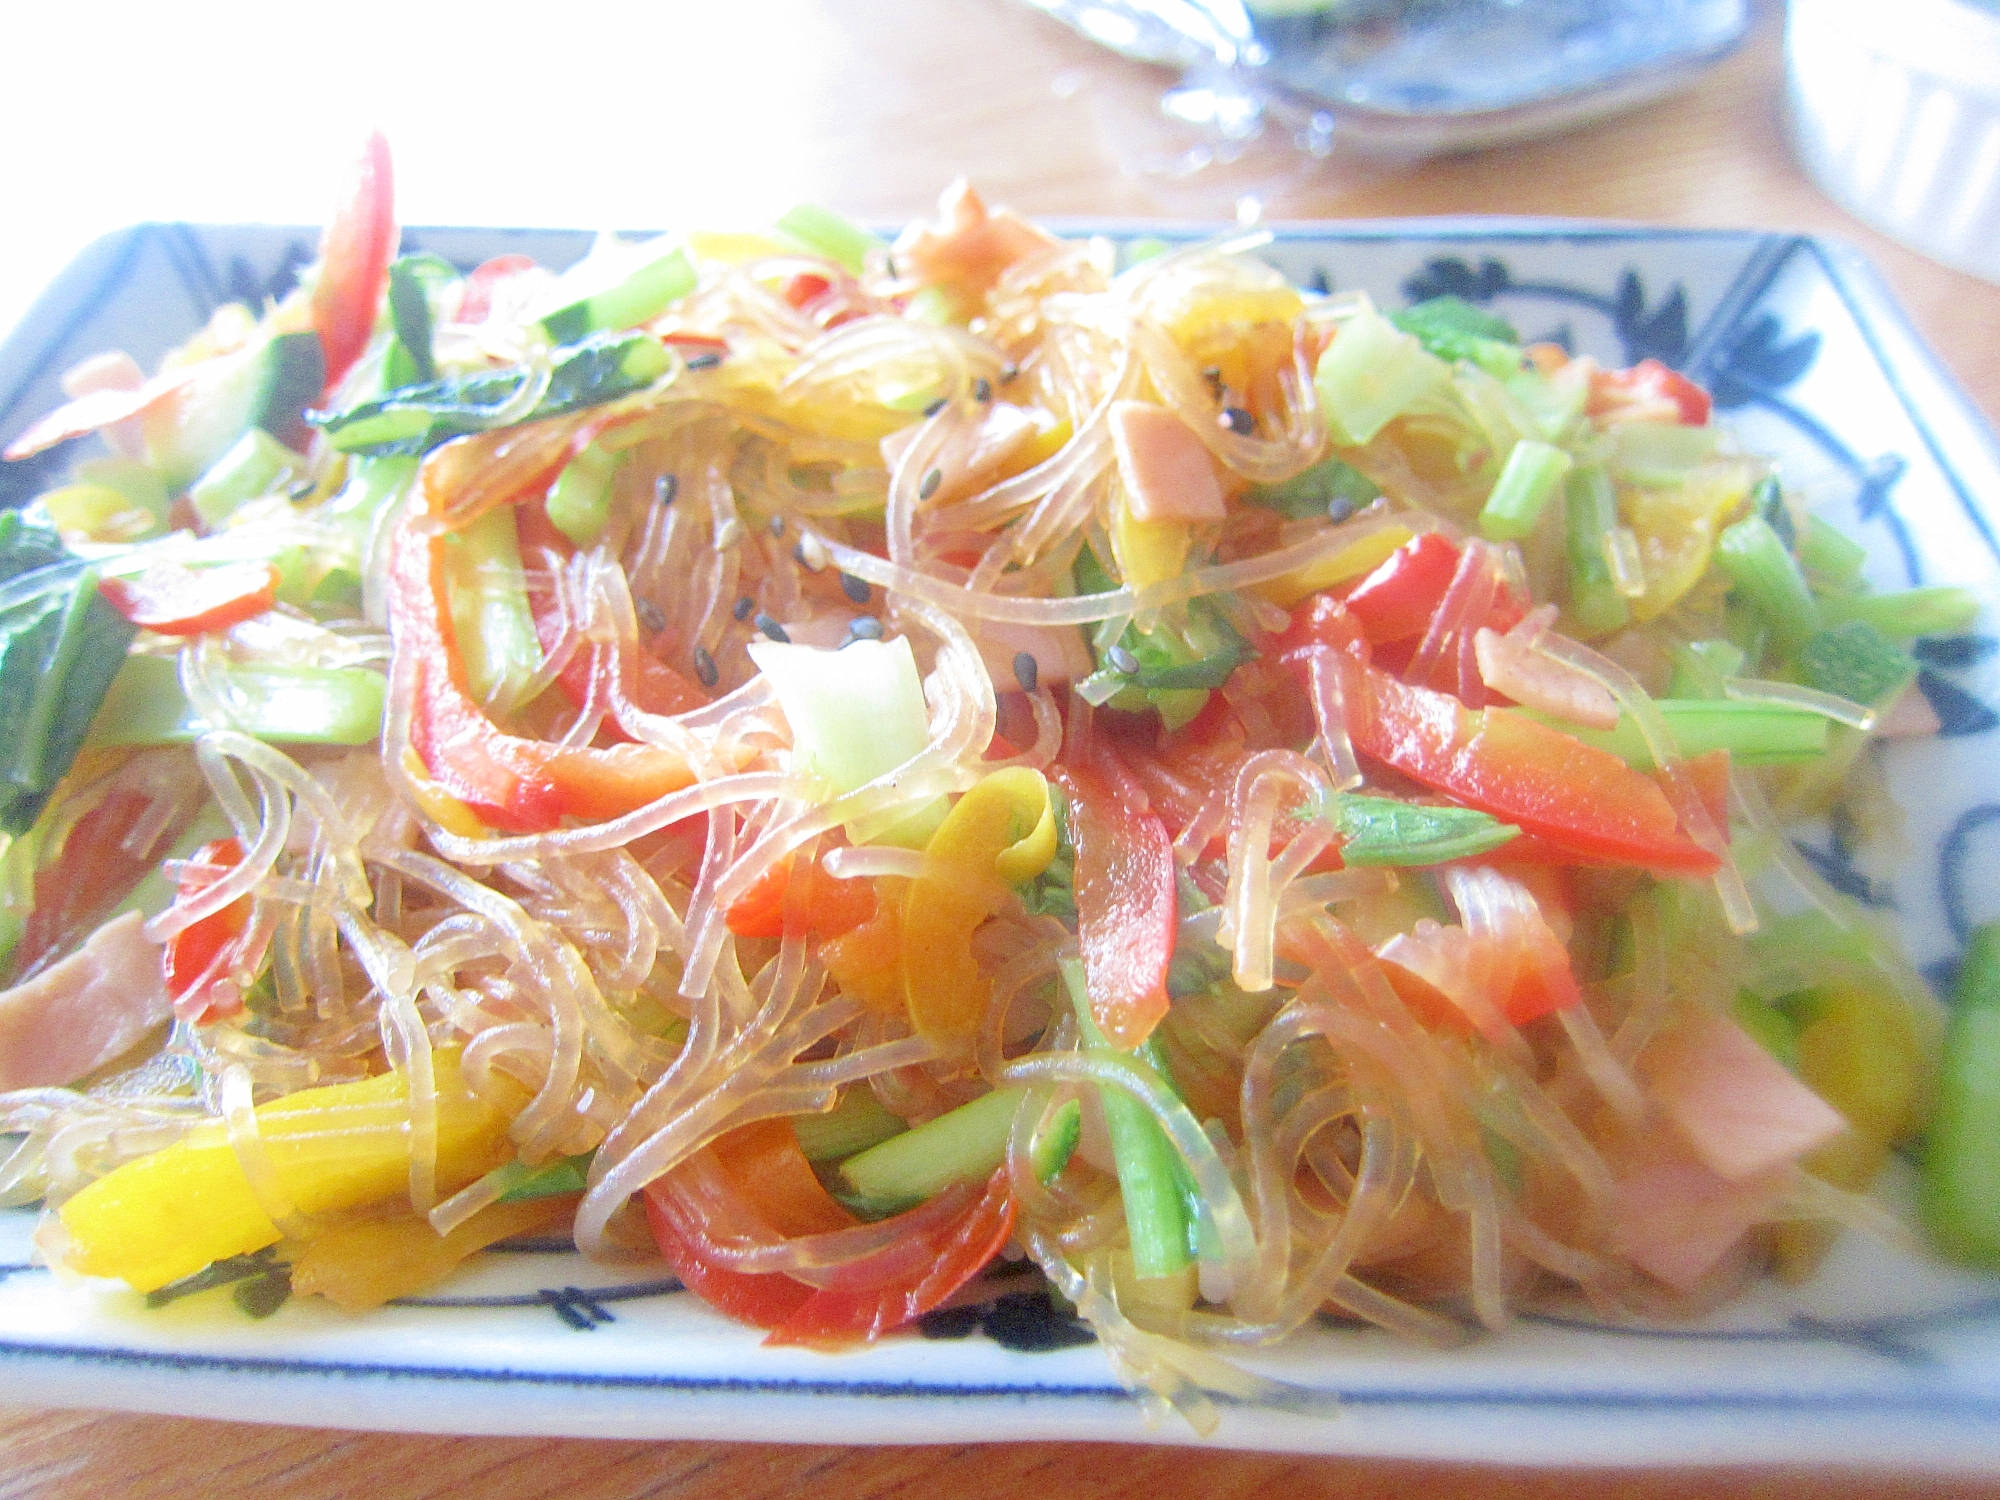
[4, 1, 1998, 1495]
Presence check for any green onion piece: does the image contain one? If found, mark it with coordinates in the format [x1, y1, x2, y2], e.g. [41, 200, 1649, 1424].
[1563, 464, 1631, 636]
[1667, 638, 1747, 700]
[1479, 438, 1573, 541]
[1609, 421, 1718, 485]
[775, 204, 886, 276]
[793, 1087, 909, 1162]
[1060, 959, 1192, 1280]
[540, 248, 696, 344]
[86, 653, 385, 747]
[1923, 921, 2000, 1270]
[1320, 793, 1520, 865]
[1798, 620, 1916, 708]
[491, 1151, 593, 1204]
[443, 504, 544, 713]
[1510, 698, 1829, 768]
[1799, 515, 1868, 589]
[1242, 455, 1381, 521]
[1715, 513, 1820, 651]
[1315, 306, 1450, 447]
[545, 440, 622, 548]
[188, 428, 305, 529]
[1820, 586, 1982, 640]
[320, 454, 418, 551]
[745, 635, 946, 848]
[838, 1086, 1080, 1212]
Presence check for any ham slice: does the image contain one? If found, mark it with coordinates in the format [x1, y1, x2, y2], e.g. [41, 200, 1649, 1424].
[1608, 1130, 1792, 1292]
[0, 912, 170, 1090]
[1108, 400, 1225, 524]
[1644, 1012, 1847, 1182]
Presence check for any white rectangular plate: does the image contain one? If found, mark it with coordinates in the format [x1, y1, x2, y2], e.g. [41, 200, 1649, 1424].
[1, 220, 1998, 1468]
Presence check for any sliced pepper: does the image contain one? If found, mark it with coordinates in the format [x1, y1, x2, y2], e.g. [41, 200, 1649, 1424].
[161, 837, 253, 1023]
[310, 131, 397, 401]
[901, 767, 1055, 1052]
[99, 560, 279, 636]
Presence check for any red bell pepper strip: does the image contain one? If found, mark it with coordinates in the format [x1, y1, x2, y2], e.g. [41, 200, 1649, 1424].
[99, 560, 279, 636]
[162, 838, 253, 1023]
[641, 1121, 1014, 1347]
[1049, 746, 1177, 1051]
[1320, 646, 1720, 878]
[1588, 359, 1712, 427]
[1340, 532, 1465, 646]
[310, 131, 397, 401]
[725, 847, 879, 940]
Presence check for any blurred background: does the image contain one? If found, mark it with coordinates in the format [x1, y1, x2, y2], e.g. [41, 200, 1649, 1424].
[0, 0, 1995, 425]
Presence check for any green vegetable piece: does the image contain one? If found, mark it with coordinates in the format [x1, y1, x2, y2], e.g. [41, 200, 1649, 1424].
[1799, 515, 1867, 589]
[1315, 306, 1450, 447]
[188, 427, 306, 528]
[1060, 959, 1191, 1280]
[313, 331, 671, 459]
[0, 512, 137, 834]
[776, 204, 887, 276]
[1798, 620, 1916, 708]
[1715, 513, 1820, 650]
[1667, 638, 1747, 699]
[443, 503, 543, 713]
[1121, 237, 1173, 268]
[792, 1087, 909, 1162]
[74, 458, 172, 530]
[1563, 464, 1631, 637]
[252, 331, 326, 440]
[1732, 989, 1801, 1071]
[1514, 698, 1830, 768]
[1324, 793, 1520, 866]
[1478, 438, 1573, 541]
[388, 256, 441, 384]
[745, 634, 946, 848]
[1609, 421, 1719, 486]
[545, 441, 622, 547]
[540, 248, 696, 345]
[838, 1087, 1080, 1212]
[491, 1152, 594, 1204]
[1389, 296, 1520, 368]
[1821, 586, 1982, 641]
[1923, 921, 2000, 1270]
[1242, 455, 1381, 521]
[86, 653, 384, 748]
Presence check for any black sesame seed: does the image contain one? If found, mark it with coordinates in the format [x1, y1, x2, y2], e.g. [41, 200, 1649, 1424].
[769, 514, 785, 537]
[1107, 644, 1140, 675]
[635, 599, 668, 634]
[849, 614, 884, 640]
[973, 376, 992, 403]
[693, 646, 719, 688]
[1000, 364, 1020, 383]
[1012, 651, 1039, 694]
[1220, 406, 1254, 436]
[754, 613, 790, 643]
[839, 572, 870, 604]
[733, 595, 755, 621]
[791, 542, 810, 567]
[919, 468, 942, 500]
[685, 351, 722, 371]
[656, 474, 678, 507]
[922, 396, 948, 418]
[287, 479, 317, 501]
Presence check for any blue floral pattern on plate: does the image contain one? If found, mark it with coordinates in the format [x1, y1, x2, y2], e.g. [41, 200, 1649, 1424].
[0, 220, 1997, 1464]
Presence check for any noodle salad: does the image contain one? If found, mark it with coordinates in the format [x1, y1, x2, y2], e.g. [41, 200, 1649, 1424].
[0, 136, 1991, 1425]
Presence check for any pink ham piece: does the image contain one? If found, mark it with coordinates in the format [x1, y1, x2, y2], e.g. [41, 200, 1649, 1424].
[0, 911, 171, 1090]
[1644, 1011, 1847, 1181]
[1607, 1130, 1793, 1292]
[893, 179, 1060, 299]
[1108, 400, 1226, 524]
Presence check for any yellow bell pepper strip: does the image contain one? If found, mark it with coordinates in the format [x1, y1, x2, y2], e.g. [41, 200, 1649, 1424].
[900, 767, 1056, 1053]
[390, 445, 704, 834]
[58, 1051, 513, 1292]
[290, 1194, 572, 1312]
